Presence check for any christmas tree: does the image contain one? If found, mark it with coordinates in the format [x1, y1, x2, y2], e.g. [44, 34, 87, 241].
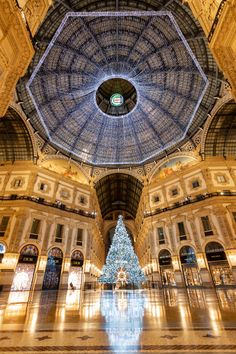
[99, 215, 146, 286]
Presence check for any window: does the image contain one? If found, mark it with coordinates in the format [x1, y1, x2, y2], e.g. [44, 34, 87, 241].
[157, 227, 165, 244]
[201, 216, 213, 236]
[178, 222, 187, 241]
[80, 195, 87, 205]
[217, 175, 226, 183]
[171, 188, 178, 196]
[61, 190, 69, 198]
[192, 180, 200, 189]
[55, 224, 63, 243]
[0, 216, 10, 237]
[14, 179, 22, 187]
[39, 183, 47, 191]
[152, 195, 160, 203]
[233, 212, 236, 222]
[76, 228, 83, 246]
[30, 218, 41, 239]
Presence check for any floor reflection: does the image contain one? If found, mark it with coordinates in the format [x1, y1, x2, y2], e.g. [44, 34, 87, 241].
[0, 288, 236, 352]
[101, 290, 145, 353]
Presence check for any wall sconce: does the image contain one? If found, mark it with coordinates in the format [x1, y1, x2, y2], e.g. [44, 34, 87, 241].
[38, 256, 47, 271]
[226, 250, 236, 266]
[63, 258, 71, 272]
[84, 260, 91, 273]
[196, 253, 207, 269]
[1, 254, 18, 269]
[172, 256, 180, 271]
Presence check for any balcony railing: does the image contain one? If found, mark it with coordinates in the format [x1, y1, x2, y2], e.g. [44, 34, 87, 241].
[208, 0, 227, 42]
[0, 195, 95, 219]
[144, 191, 236, 218]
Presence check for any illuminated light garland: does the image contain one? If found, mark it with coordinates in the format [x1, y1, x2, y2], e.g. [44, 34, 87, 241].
[99, 215, 146, 286]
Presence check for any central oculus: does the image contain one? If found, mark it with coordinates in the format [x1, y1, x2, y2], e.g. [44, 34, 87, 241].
[96, 78, 137, 116]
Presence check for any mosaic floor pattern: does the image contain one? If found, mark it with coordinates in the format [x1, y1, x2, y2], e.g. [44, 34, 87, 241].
[0, 288, 236, 353]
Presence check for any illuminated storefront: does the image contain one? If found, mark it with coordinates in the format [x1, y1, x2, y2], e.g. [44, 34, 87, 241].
[68, 250, 84, 290]
[11, 244, 38, 291]
[205, 242, 234, 286]
[158, 249, 176, 287]
[180, 246, 202, 287]
[42, 247, 63, 290]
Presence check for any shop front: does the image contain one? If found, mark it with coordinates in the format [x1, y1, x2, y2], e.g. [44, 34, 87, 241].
[68, 250, 84, 290]
[42, 247, 63, 290]
[159, 249, 176, 287]
[11, 244, 38, 291]
[180, 246, 202, 287]
[205, 242, 234, 286]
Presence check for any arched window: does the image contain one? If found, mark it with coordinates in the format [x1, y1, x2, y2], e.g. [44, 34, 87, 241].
[158, 249, 172, 266]
[179, 246, 196, 264]
[42, 247, 63, 290]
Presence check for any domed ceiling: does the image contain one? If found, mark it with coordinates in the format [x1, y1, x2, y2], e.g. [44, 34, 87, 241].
[17, 0, 221, 167]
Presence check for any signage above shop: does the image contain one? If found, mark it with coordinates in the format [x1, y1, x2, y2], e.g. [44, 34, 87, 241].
[71, 259, 84, 267]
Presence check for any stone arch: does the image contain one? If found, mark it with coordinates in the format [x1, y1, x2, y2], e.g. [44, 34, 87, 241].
[0, 106, 37, 162]
[200, 95, 235, 157]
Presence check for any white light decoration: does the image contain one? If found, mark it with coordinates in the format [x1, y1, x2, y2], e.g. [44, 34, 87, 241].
[68, 269, 82, 289]
[26, 11, 209, 166]
[99, 215, 146, 286]
[116, 268, 128, 285]
[11, 271, 29, 291]
[100, 291, 145, 353]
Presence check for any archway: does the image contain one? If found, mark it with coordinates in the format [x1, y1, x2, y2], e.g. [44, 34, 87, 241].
[42, 247, 63, 290]
[179, 246, 202, 287]
[68, 250, 84, 290]
[95, 173, 143, 219]
[205, 242, 234, 286]
[0, 107, 34, 162]
[11, 244, 38, 291]
[204, 100, 236, 158]
[158, 249, 176, 287]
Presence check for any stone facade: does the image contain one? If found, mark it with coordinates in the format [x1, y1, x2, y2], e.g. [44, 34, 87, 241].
[0, 162, 105, 291]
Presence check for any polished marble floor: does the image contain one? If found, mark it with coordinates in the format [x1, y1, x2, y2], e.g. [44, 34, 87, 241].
[0, 288, 236, 353]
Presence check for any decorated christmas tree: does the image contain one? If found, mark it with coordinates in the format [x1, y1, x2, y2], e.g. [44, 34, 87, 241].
[99, 215, 146, 286]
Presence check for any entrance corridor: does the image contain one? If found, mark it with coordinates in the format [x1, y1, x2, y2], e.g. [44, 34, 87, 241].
[0, 288, 236, 353]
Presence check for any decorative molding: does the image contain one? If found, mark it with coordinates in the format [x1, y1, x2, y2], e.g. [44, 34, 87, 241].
[0, 1, 34, 116]
[23, 0, 52, 36]
[92, 168, 144, 183]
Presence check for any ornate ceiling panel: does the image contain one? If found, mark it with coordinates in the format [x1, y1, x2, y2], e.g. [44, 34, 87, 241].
[17, 0, 221, 167]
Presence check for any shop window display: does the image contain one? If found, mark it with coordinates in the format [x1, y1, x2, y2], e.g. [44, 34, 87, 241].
[42, 247, 63, 290]
[180, 246, 202, 287]
[158, 250, 176, 287]
[68, 250, 84, 290]
[11, 244, 38, 291]
[205, 242, 234, 286]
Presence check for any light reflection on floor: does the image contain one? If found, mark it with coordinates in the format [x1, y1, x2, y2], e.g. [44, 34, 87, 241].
[101, 290, 145, 353]
[0, 288, 236, 353]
